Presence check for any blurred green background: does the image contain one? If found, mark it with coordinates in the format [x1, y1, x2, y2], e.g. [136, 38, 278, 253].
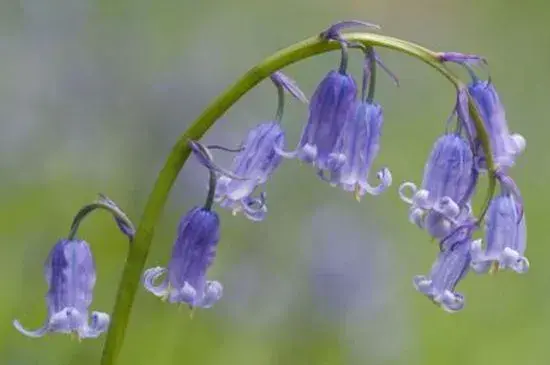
[0, 0, 548, 364]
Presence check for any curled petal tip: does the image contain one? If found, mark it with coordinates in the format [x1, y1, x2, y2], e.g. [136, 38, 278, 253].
[143, 267, 169, 297]
[13, 319, 48, 338]
[398, 182, 418, 205]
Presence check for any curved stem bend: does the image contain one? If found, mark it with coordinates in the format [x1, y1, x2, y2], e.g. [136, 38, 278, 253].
[100, 31, 495, 365]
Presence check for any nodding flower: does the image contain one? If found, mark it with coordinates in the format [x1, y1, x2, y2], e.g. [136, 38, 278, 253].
[143, 207, 223, 309]
[14, 239, 110, 339]
[215, 121, 284, 222]
[471, 191, 528, 274]
[414, 234, 474, 313]
[193, 72, 306, 222]
[467, 79, 526, 168]
[399, 133, 476, 239]
[276, 69, 357, 172]
[317, 46, 395, 200]
[439, 53, 525, 169]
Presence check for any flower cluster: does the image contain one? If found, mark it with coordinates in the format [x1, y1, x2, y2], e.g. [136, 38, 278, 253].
[138, 22, 399, 316]
[15, 20, 531, 344]
[400, 57, 527, 312]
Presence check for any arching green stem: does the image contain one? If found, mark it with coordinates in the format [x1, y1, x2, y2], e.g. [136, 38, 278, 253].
[100, 31, 496, 365]
[68, 197, 135, 241]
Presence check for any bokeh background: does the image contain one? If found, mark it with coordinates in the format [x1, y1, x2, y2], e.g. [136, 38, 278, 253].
[0, 0, 548, 364]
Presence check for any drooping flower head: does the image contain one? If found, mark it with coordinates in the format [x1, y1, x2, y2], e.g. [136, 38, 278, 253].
[14, 239, 109, 339]
[471, 191, 528, 274]
[439, 53, 525, 168]
[277, 23, 369, 174]
[400, 133, 476, 239]
[279, 70, 357, 171]
[143, 207, 223, 309]
[215, 122, 284, 221]
[467, 80, 526, 168]
[325, 101, 391, 199]
[196, 72, 306, 221]
[414, 236, 474, 313]
[321, 47, 396, 199]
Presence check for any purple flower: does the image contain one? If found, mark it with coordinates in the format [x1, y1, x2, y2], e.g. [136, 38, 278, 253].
[414, 238, 474, 313]
[399, 134, 476, 239]
[143, 207, 223, 309]
[277, 70, 357, 173]
[215, 122, 284, 221]
[323, 100, 391, 200]
[471, 193, 528, 274]
[14, 239, 109, 339]
[467, 80, 526, 168]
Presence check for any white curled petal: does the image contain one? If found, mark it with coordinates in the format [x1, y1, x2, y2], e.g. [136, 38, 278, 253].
[510, 133, 526, 156]
[469, 239, 491, 274]
[49, 307, 85, 333]
[425, 212, 453, 239]
[13, 319, 48, 338]
[435, 197, 460, 219]
[297, 143, 318, 164]
[172, 282, 197, 305]
[142, 267, 169, 297]
[399, 181, 418, 204]
[80, 311, 110, 339]
[362, 168, 392, 196]
[511, 256, 529, 274]
[198, 281, 223, 309]
[413, 275, 433, 295]
[500, 247, 529, 274]
[408, 207, 426, 228]
[413, 189, 432, 210]
[438, 290, 465, 313]
[273, 144, 298, 159]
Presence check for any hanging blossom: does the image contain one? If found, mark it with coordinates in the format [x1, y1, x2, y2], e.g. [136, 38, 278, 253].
[276, 22, 367, 174]
[213, 72, 307, 221]
[13, 195, 133, 339]
[471, 188, 528, 274]
[414, 231, 475, 313]
[320, 46, 397, 200]
[143, 152, 228, 310]
[399, 133, 477, 239]
[14, 239, 110, 339]
[143, 207, 223, 309]
[439, 53, 526, 168]
[467, 80, 525, 168]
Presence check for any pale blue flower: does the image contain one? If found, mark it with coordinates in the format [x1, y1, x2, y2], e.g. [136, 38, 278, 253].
[14, 239, 109, 339]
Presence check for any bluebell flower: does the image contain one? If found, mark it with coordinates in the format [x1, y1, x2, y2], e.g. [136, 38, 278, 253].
[471, 193, 528, 274]
[143, 207, 223, 309]
[399, 133, 476, 239]
[277, 70, 357, 171]
[14, 239, 109, 339]
[324, 100, 391, 199]
[467, 80, 526, 168]
[215, 122, 284, 221]
[414, 238, 474, 313]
